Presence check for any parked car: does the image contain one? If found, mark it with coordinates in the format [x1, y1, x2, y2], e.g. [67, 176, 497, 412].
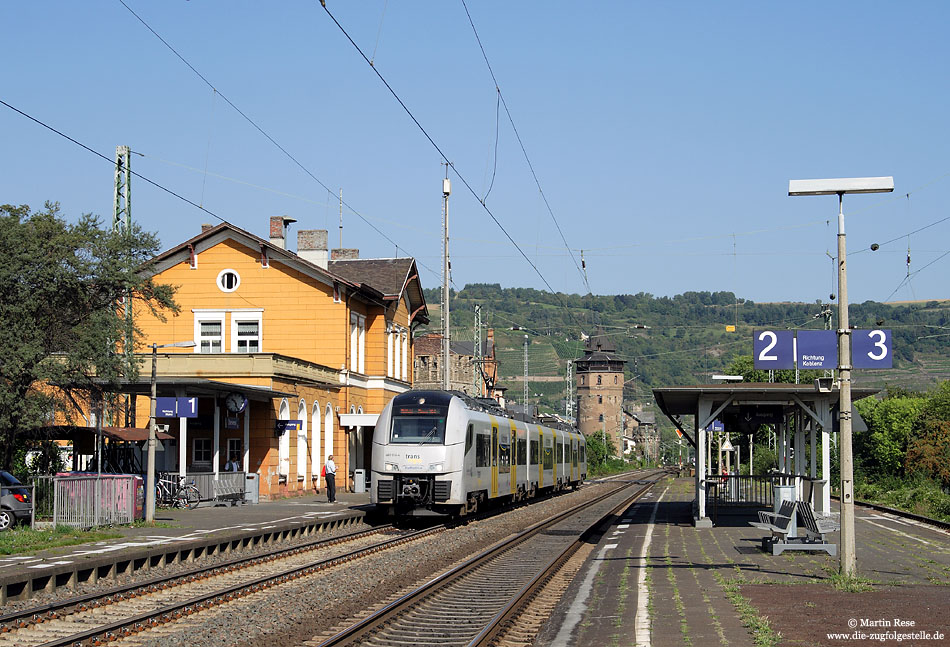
[0, 470, 31, 531]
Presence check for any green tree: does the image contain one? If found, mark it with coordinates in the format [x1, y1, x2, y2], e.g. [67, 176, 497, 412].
[585, 431, 616, 467]
[854, 394, 925, 477]
[0, 203, 177, 470]
[906, 381, 950, 486]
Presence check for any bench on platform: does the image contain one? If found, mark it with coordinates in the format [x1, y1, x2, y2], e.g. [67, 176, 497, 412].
[750, 499, 838, 556]
[797, 503, 839, 555]
[749, 500, 798, 550]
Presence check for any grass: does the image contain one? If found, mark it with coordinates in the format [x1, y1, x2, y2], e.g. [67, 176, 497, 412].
[829, 572, 877, 593]
[716, 574, 782, 647]
[0, 525, 122, 555]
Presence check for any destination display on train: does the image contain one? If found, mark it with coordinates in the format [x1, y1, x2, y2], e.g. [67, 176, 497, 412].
[397, 406, 445, 416]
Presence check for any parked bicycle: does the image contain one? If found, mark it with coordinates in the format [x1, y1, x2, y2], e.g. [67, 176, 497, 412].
[156, 476, 200, 509]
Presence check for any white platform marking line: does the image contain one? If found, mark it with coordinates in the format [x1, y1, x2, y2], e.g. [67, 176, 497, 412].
[635, 484, 669, 647]
[863, 519, 932, 545]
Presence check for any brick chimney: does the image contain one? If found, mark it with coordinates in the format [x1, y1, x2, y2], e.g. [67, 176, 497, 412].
[269, 216, 296, 250]
[297, 229, 329, 270]
[330, 248, 359, 260]
[201, 223, 213, 233]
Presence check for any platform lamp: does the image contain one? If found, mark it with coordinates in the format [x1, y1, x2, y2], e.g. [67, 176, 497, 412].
[147, 340, 196, 522]
[788, 176, 893, 576]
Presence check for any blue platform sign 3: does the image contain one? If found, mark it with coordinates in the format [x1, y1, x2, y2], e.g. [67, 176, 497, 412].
[852, 329, 892, 368]
[753, 330, 795, 369]
[797, 330, 837, 369]
[706, 419, 724, 432]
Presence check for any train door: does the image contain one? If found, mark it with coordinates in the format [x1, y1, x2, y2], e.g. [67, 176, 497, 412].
[491, 421, 499, 499]
[571, 435, 578, 481]
[509, 420, 518, 495]
[538, 427, 544, 489]
[553, 430, 559, 486]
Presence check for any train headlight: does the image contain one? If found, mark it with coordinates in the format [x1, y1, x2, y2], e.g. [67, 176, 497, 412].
[429, 462, 444, 472]
[384, 462, 398, 472]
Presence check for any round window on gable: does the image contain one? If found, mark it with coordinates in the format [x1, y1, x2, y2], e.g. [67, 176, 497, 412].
[217, 269, 241, 293]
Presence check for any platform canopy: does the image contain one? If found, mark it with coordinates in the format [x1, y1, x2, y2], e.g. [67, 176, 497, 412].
[653, 382, 879, 527]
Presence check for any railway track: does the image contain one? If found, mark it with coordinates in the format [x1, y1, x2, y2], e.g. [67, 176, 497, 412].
[0, 523, 438, 647]
[307, 471, 668, 647]
[0, 475, 642, 646]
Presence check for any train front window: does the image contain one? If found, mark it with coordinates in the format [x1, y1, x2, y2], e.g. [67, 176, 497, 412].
[391, 410, 447, 445]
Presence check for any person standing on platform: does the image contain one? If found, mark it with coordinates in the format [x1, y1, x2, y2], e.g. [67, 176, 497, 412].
[325, 455, 337, 503]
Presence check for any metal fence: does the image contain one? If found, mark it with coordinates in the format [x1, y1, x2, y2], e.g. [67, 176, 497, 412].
[159, 471, 245, 502]
[52, 475, 140, 529]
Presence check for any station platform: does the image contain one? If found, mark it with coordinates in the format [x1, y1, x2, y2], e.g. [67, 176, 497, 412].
[539, 475, 950, 647]
[0, 490, 371, 603]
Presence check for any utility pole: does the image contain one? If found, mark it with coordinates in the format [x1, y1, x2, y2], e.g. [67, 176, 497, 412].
[441, 175, 451, 390]
[338, 189, 343, 249]
[473, 304, 482, 395]
[523, 335, 529, 409]
[114, 145, 133, 427]
[566, 360, 574, 420]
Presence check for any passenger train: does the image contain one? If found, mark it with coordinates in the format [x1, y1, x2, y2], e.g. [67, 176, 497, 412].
[371, 390, 587, 517]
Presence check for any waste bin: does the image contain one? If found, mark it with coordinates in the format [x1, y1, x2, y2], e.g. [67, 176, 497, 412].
[353, 469, 366, 494]
[773, 484, 797, 538]
[244, 473, 260, 504]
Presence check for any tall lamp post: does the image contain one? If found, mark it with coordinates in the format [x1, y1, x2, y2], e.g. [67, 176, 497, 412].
[147, 340, 196, 522]
[789, 176, 893, 576]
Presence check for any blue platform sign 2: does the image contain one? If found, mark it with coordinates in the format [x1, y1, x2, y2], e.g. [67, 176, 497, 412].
[753, 330, 795, 369]
[275, 420, 302, 434]
[852, 329, 892, 368]
[706, 419, 724, 432]
[797, 330, 837, 370]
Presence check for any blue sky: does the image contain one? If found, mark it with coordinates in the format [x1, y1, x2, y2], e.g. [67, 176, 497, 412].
[3, 2, 948, 304]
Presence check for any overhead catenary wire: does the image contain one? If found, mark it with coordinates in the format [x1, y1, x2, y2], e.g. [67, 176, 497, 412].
[460, 0, 587, 294]
[117, 0, 439, 281]
[318, 1, 575, 312]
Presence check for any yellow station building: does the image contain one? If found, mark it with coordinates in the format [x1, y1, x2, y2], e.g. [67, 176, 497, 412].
[114, 216, 427, 500]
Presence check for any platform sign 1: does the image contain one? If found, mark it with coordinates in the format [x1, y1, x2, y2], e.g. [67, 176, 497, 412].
[852, 329, 892, 369]
[797, 330, 837, 370]
[156, 397, 178, 417]
[154, 396, 199, 418]
[753, 329, 795, 369]
[705, 419, 724, 432]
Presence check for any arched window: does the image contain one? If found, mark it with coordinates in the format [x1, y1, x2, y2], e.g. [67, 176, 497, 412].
[615, 375, 618, 384]
[597, 395, 603, 404]
[311, 401, 321, 480]
[297, 399, 308, 482]
[278, 399, 290, 477]
[324, 403, 334, 463]
[597, 375, 602, 385]
[598, 414, 604, 422]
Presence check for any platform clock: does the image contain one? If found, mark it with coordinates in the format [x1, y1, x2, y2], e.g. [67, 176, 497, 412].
[225, 392, 247, 413]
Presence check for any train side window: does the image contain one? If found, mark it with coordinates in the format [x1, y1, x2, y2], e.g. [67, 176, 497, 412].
[499, 444, 510, 469]
[475, 434, 491, 467]
[465, 424, 474, 454]
[557, 441, 563, 464]
[517, 436, 526, 465]
[530, 439, 539, 464]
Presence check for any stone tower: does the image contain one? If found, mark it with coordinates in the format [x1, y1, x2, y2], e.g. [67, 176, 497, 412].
[575, 330, 626, 457]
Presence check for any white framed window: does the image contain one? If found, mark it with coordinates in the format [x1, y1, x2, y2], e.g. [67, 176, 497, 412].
[193, 438, 212, 465]
[216, 268, 241, 293]
[387, 324, 394, 378]
[401, 331, 408, 381]
[350, 313, 365, 373]
[226, 438, 242, 463]
[195, 311, 225, 354]
[232, 316, 262, 353]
